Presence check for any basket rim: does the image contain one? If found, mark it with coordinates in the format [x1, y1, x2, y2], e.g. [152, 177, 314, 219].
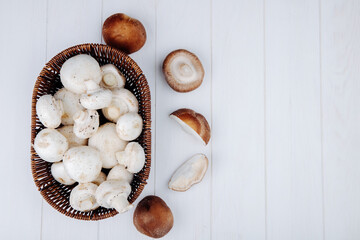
[30, 43, 151, 220]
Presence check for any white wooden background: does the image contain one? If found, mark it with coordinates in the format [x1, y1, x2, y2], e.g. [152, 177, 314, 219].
[0, 0, 359, 239]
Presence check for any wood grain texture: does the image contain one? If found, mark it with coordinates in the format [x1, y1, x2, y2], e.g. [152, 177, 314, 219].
[1, 0, 360, 239]
[99, 0, 156, 238]
[0, 0, 46, 239]
[265, 0, 323, 239]
[212, 0, 266, 239]
[41, 0, 102, 239]
[46, 0, 103, 58]
[155, 0, 212, 239]
[321, 1, 360, 239]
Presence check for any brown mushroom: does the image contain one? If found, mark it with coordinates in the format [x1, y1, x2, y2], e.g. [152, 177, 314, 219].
[170, 108, 211, 145]
[162, 49, 204, 92]
[133, 196, 174, 239]
[102, 13, 146, 54]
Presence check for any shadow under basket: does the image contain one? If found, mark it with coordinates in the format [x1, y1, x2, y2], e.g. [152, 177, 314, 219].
[31, 43, 151, 220]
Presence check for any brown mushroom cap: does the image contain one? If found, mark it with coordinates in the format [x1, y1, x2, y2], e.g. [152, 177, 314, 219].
[162, 49, 205, 92]
[102, 13, 146, 54]
[170, 108, 211, 145]
[133, 195, 174, 238]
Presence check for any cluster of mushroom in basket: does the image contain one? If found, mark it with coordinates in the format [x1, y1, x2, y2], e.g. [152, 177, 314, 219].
[33, 13, 211, 238]
[34, 53, 144, 214]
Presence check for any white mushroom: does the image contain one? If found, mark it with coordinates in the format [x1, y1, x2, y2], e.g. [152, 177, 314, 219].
[63, 146, 102, 183]
[34, 128, 68, 162]
[92, 172, 107, 186]
[80, 89, 112, 110]
[116, 142, 145, 173]
[168, 153, 208, 192]
[107, 164, 133, 183]
[102, 88, 139, 122]
[95, 180, 132, 213]
[70, 183, 99, 212]
[73, 109, 99, 139]
[54, 88, 84, 125]
[88, 123, 128, 169]
[116, 112, 143, 141]
[36, 95, 63, 128]
[100, 64, 126, 89]
[57, 125, 88, 148]
[51, 162, 76, 185]
[60, 54, 102, 94]
[80, 81, 113, 110]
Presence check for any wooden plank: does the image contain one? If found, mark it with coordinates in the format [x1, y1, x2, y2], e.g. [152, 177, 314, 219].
[46, 0, 103, 58]
[0, 0, 46, 238]
[41, 0, 102, 239]
[321, 1, 360, 239]
[265, 0, 323, 239]
[99, 0, 156, 239]
[211, 0, 266, 239]
[155, 0, 212, 239]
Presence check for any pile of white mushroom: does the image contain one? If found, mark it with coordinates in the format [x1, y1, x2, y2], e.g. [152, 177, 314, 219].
[33, 54, 146, 213]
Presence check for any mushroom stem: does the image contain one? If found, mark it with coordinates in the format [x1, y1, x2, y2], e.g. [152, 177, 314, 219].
[103, 73, 117, 88]
[112, 195, 133, 213]
[115, 142, 145, 173]
[73, 110, 86, 122]
[179, 63, 193, 77]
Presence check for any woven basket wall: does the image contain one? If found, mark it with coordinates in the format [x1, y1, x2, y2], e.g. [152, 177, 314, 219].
[31, 43, 151, 220]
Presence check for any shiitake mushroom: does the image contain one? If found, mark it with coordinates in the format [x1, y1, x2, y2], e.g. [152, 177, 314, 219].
[162, 49, 205, 92]
[102, 13, 146, 54]
[133, 196, 174, 238]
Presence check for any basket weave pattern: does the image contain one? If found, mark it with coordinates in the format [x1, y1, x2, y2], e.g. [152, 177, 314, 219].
[31, 43, 151, 220]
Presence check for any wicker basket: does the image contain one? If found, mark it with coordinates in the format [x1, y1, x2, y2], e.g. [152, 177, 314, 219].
[31, 43, 151, 220]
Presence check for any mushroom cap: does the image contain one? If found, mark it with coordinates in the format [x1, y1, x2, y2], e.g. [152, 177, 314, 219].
[100, 64, 126, 89]
[133, 195, 174, 238]
[70, 183, 99, 212]
[92, 171, 107, 186]
[57, 125, 88, 148]
[63, 146, 102, 183]
[73, 109, 100, 139]
[88, 123, 128, 169]
[34, 128, 68, 163]
[116, 142, 145, 173]
[36, 95, 63, 128]
[102, 88, 139, 123]
[54, 88, 84, 125]
[116, 112, 143, 141]
[95, 180, 132, 211]
[107, 164, 133, 183]
[168, 153, 208, 192]
[170, 108, 211, 145]
[162, 49, 204, 92]
[51, 162, 76, 185]
[80, 88, 112, 110]
[102, 13, 146, 54]
[60, 54, 102, 94]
